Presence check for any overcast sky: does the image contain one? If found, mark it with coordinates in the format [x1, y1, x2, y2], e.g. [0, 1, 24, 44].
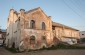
[0, 0, 85, 31]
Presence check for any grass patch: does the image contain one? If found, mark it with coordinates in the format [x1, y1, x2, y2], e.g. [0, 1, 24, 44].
[46, 43, 85, 50]
[5, 47, 21, 53]
[38, 43, 85, 50]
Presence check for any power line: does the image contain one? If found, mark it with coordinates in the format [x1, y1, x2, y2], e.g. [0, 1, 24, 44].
[78, 0, 85, 8]
[73, 0, 85, 13]
[71, 26, 85, 27]
[70, 0, 85, 13]
[62, 0, 85, 20]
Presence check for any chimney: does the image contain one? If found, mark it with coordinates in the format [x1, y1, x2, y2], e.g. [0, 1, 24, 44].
[9, 9, 15, 16]
[10, 9, 14, 13]
[20, 9, 25, 15]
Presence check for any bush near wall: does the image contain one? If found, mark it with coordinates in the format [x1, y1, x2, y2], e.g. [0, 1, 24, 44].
[80, 38, 85, 43]
[40, 42, 85, 50]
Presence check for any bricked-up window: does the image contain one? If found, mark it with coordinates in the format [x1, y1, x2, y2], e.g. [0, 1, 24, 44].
[30, 20, 35, 29]
[42, 22, 46, 30]
[30, 36, 35, 44]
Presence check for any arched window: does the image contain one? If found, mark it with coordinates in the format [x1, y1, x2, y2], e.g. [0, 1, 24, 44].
[30, 36, 35, 44]
[42, 22, 46, 30]
[30, 20, 35, 29]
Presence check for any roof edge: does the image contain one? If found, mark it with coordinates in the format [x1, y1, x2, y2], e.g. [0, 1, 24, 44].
[52, 21, 79, 31]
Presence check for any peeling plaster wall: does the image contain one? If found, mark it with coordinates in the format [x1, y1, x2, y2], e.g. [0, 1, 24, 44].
[19, 29, 53, 50]
[6, 8, 53, 51]
[53, 26, 80, 44]
[6, 9, 21, 48]
[6, 8, 80, 51]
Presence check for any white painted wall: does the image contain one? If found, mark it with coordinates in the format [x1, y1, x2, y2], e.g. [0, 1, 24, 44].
[80, 31, 85, 38]
[61, 38, 77, 45]
[0, 34, 2, 38]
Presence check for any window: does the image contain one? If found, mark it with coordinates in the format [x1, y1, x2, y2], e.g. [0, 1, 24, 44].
[30, 20, 35, 29]
[52, 26, 55, 30]
[42, 22, 46, 30]
[82, 34, 84, 35]
[30, 36, 35, 44]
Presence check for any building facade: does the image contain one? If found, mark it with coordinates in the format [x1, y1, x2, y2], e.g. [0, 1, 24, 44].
[52, 22, 80, 45]
[5, 7, 80, 51]
[80, 31, 85, 38]
[80, 31, 85, 43]
[0, 29, 6, 46]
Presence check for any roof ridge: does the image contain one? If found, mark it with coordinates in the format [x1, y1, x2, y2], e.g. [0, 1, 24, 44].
[25, 7, 41, 14]
[52, 21, 79, 31]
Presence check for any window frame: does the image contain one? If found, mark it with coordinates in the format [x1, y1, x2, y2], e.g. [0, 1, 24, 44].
[30, 20, 35, 29]
[42, 22, 46, 30]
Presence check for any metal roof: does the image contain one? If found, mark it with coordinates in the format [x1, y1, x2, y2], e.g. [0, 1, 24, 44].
[52, 22, 79, 31]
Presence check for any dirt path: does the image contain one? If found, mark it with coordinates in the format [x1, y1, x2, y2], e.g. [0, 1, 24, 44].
[0, 47, 85, 55]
